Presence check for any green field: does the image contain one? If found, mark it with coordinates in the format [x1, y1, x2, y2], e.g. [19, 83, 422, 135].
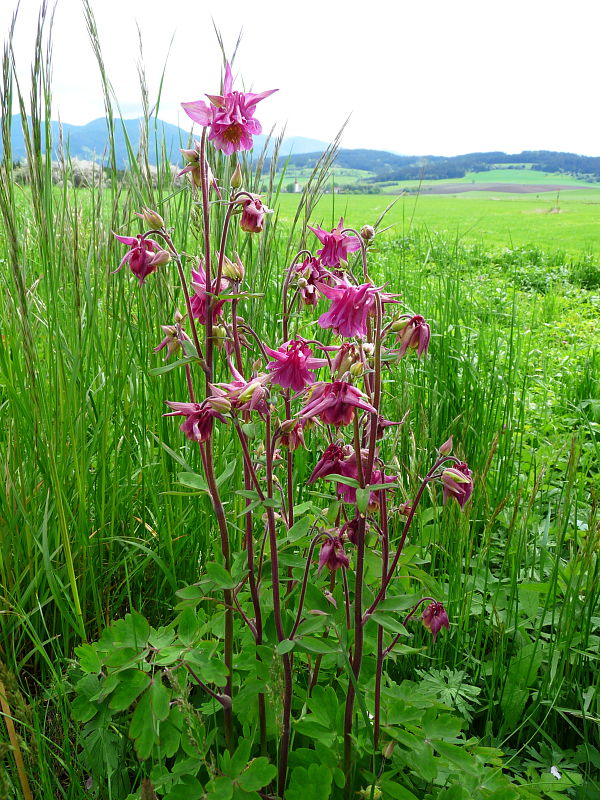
[275, 188, 600, 254]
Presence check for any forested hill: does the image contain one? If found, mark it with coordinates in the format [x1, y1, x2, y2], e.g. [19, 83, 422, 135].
[276, 149, 600, 181]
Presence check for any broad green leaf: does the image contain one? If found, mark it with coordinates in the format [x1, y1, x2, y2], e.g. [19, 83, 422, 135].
[150, 680, 170, 722]
[286, 516, 313, 542]
[228, 738, 252, 777]
[206, 562, 236, 589]
[177, 472, 209, 493]
[74, 643, 102, 673]
[369, 611, 409, 636]
[217, 460, 237, 488]
[207, 776, 234, 800]
[237, 758, 277, 791]
[356, 487, 370, 514]
[432, 741, 481, 776]
[295, 636, 339, 654]
[379, 779, 419, 800]
[71, 694, 98, 723]
[286, 764, 332, 800]
[323, 473, 360, 488]
[109, 669, 151, 711]
[276, 639, 296, 655]
[164, 775, 204, 800]
[129, 690, 155, 760]
[178, 606, 200, 646]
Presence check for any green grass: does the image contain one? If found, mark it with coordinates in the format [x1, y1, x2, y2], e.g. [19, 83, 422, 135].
[275, 189, 600, 254]
[0, 6, 598, 797]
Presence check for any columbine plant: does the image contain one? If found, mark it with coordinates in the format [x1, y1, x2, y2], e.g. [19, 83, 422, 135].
[71, 61, 541, 800]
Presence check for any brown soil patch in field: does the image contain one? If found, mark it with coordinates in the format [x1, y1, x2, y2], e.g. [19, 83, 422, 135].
[409, 183, 589, 195]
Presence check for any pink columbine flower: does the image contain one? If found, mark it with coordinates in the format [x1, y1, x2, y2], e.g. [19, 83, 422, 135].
[441, 462, 473, 509]
[164, 399, 229, 443]
[239, 194, 272, 233]
[154, 323, 191, 361]
[112, 233, 170, 284]
[340, 517, 361, 546]
[300, 381, 376, 427]
[318, 535, 350, 573]
[337, 450, 396, 510]
[265, 339, 326, 392]
[422, 601, 449, 643]
[190, 262, 230, 325]
[182, 62, 277, 155]
[295, 256, 327, 307]
[307, 442, 348, 484]
[317, 278, 397, 339]
[394, 314, 431, 358]
[308, 217, 361, 268]
[212, 364, 271, 414]
[279, 420, 306, 452]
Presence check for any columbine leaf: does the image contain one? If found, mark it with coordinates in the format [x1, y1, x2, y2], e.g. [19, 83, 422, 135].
[108, 669, 151, 711]
[237, 758, 277, 791]
[206, 562, 236, 589]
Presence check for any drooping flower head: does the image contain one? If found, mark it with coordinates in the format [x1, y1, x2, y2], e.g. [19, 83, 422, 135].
[336, 449, 396, 510]
[317, 277, 397, 339]
[164, 398, 229, 443]
[295, 256, 327, 307]
[112, 233, 170, 284]
[182, 63, 277, 155]
[441, 462, 473, 509]
[212, 364, 271, 414]
[190, 261, 230, 325]
[318, 535, 350, 573]
[394, 314, 431, 358]
[154, 313, 192, 361]
[422, 601, 449, 643]
[239, 194, 272, 233]
[307, 442, 348, 484]
[308, 217, 361, 268]
[279, 420, 306, 452]
[178, 143, 221, 195]
[300, 381, 376, 427]
[265, 339, 326, 392]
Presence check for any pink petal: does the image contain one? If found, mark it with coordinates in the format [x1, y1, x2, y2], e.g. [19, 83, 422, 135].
[181, 100, 213, 126]
[112, 232, 138, 246]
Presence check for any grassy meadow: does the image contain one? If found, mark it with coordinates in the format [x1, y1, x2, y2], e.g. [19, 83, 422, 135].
[0, 11, 599, 799]
[277, 188, 600, 254]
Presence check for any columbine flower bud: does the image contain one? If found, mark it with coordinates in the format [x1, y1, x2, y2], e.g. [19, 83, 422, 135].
[230, 163, 243, 189]
[362, 342, 375, 357]
[135, 207, 164, 229]
[360, 224, 375, 242]
[350, 362, 364, 377]
[359, 788, 382, 800]
[438, 435, 453, 456]
[332, 343, 360, 378]
[383, 741, 396, 759]
[180, 147, 199, 163]
[221, 253, 245, 282]
[151, 249, 171, 267]
[213, 325, 227, 350]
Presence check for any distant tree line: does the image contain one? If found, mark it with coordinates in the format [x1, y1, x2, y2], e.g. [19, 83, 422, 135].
[274, 149, 600, 182]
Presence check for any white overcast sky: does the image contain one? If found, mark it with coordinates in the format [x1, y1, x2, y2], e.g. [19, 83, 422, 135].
[2, 0, 600, 156]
